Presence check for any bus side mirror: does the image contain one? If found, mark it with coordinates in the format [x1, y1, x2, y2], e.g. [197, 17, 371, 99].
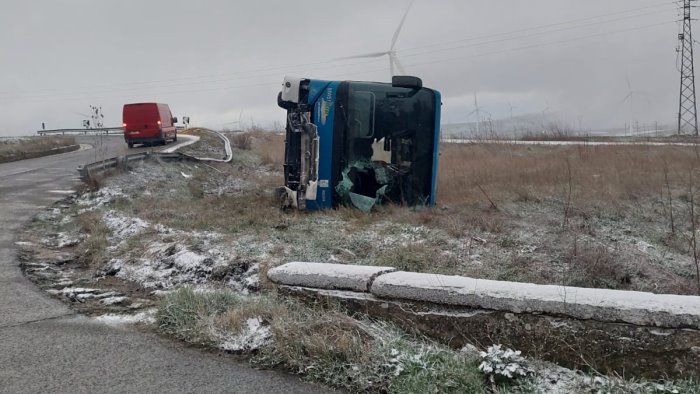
[172, 117, 178, 124]
[392, 76, 422, 89]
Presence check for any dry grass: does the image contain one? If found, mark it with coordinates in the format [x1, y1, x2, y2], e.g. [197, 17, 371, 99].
[0, 136, 77, 162]
[222, 130, 285, 169]
[129, 186, 286, 234]
[230, 132, 253, 150]
[438, 143, 700, 207]
[251, 132, 285, 168]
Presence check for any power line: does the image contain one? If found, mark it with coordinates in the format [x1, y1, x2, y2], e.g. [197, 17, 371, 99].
[400, 0, 675, 54]
[0, 1, 676, 99]
[1, 19, 675, 104]
[399, 8, 676, 60]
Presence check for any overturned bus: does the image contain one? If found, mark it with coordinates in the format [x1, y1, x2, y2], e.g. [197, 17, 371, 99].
[277, 76, 441, 211]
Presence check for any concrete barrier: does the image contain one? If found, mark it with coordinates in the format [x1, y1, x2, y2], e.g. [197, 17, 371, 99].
[267, 262, 395, 292]
[268, 263, 700, 330]
[370, 271, 700, 329]
[269, 262, 700, 377]
[282, 285, 700, 378]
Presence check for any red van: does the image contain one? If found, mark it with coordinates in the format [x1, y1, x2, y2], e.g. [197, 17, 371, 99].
[122, 103, 178, 148]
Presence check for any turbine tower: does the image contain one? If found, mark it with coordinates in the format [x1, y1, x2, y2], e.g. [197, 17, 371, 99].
[340, 0, 414, 78]
[678, 0, 698, 135]
[467, 94, 489, 135]
[621, 74, 646, 135]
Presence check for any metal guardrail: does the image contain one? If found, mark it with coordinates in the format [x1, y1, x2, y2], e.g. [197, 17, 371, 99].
[76, 129, 228, 181]
[38, 126, 187, 136]
[38, 127, 124, 136]
[77, 151, 196, 181]
[198, 129, 232, 163]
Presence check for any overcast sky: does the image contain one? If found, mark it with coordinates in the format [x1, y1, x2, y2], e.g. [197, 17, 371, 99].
[0, 0, 684, 135]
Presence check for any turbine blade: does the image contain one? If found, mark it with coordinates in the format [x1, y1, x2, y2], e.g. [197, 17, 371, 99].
[617, 93, 632, 105]
[391, 0, 414, 50]
[626, 73, 632, 91]
[393, 55, 406, 75]
[336, 51, 390, 60]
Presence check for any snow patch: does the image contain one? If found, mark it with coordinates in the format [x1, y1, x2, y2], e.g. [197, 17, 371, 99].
[101, 296, 129, 306]
[103, 210, 150, 243]
[93, 309, 156, 326]
[41, 231, 84, 248]
[216, 317, 272, 352]
[77, 187, 127, 211]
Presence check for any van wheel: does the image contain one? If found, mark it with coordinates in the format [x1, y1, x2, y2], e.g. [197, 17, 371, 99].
[127, 142, 134, 148]
[173, 132, 178, 142]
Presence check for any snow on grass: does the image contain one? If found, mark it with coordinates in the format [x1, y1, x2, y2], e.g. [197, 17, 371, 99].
[104, 239, 259, 291]
[45, 287, 121, 301]
[41, 232, 84, 248]
[93, 309, 157, 326]
[103, 210, 149, 244]
[215, 317, 272, 352]
[77, 187, 127, 211]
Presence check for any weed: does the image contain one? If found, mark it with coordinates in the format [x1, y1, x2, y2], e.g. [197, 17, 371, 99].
[376, 242, 458, 273]
[75, 211, 109, 269]
[156, 287, 240, 345]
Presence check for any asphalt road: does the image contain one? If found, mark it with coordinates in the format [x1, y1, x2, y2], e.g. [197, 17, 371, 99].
[0, 136, 328, 394]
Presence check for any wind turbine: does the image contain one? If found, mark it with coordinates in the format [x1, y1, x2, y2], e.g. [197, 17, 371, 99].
[506, 100, 518, 119]
[467, 94, 489, 135]
[339, 0, 414, 78]
[620, 74, 647, 135]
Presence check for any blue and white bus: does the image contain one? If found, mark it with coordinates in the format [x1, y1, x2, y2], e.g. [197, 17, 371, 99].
[277, 76, 441, 211]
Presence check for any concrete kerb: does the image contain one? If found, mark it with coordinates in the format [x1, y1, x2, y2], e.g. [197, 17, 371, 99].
[267, 262, 396, 292]
[268, 263, 700, 330]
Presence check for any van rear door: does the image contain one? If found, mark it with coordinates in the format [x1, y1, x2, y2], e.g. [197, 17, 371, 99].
[123, 103, 160, 139]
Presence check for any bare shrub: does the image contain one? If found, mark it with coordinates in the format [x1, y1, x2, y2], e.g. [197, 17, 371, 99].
[564, 242, 630, 290]
[231, 132, 253, 150]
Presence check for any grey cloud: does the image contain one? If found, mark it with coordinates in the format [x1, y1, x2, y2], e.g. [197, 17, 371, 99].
[0, 0, 683, 135]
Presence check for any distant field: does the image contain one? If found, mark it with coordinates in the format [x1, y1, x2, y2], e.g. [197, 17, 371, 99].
[0, 136, 78, 163]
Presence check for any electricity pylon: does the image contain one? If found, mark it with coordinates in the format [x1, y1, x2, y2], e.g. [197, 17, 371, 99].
[678, 0, 699, 135]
